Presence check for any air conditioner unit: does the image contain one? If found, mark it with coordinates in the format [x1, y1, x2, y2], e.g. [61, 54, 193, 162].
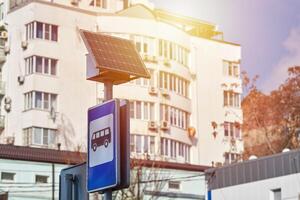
[4, 104, 11, 112]
[6, 136, 15, 145]
[148, 121, 158, 131]
[148, 86, 158, 95]
[17, 76, 25, 85]
[4, 46, 10, 55]
[21, 40, 28, 50]
[161, 89, 170, 97]
[160, 120, 170, 131]
[70, 0, 78, 5]
[163, 59, 171, 67]
[4, 96, 11, 104]
[0, 31, 8, 40]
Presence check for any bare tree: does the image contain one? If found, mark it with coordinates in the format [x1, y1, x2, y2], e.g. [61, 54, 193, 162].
[113, 158, 170, 200]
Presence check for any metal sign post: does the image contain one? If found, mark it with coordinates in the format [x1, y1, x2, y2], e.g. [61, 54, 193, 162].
[59, 163, 88, 200]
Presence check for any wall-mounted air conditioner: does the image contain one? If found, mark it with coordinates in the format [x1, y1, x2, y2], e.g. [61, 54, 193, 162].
[148, 86, 158, 95]
[17, 76, 25, 85]
[21, 40, 28, 50]
[0, 31, 8, 40]
[148, 121, 158, 131]
[160, 120, 170, 131]
[161, 89, 170, 98]
[4, 46, 10, 55]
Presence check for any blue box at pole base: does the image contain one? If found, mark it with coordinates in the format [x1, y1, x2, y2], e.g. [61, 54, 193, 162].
[87, 99, 120, 193]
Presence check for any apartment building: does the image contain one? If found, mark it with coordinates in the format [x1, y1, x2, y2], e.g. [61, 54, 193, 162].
[0, 0, 243, 166]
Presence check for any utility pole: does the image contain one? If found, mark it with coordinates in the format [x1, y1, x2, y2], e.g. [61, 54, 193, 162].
[52, 163, 55, 200]
[103, 80, 113, 200]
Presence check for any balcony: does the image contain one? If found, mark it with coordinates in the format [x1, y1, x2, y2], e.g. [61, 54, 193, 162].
[0, 115, 5, 130]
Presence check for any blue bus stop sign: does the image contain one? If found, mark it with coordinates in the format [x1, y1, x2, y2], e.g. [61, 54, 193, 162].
[87, 99, 120, 193]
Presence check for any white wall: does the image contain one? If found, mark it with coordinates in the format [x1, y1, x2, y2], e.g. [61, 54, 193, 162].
[210, 173, 300, 200]
[191, 37, 243, 166]
[0, 159, 67, 200]
[2, 0, 243, 166]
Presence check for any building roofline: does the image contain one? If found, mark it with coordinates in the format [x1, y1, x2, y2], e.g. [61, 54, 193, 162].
[0, 144, 210, 171]
[8, 1, 240, 46]
[8, 0, 115, 16]
[0, 144, 86, 165]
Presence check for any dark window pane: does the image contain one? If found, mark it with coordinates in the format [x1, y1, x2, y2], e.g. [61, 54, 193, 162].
[51, 25, 58, 41]
[36, 22, 43, 39]
[36, 56, 43, 73]
[45, 24, 50, 40]
[44, 58, 49, 74]
[51, 59, 57, 75]
[35, 175, 48, 183]
[1, 172, 15, 181]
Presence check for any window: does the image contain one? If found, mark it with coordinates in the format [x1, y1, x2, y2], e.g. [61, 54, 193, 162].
[26, 21, 58, 41]
[224, 122, 229, 137]
[130, 101, 155, 121]
[159, 71, 189, 97]
[130, 102, 134, 118]
[168, 181, 180, 190]
[130, 135, 135, 153]
[131, 134, 156, 155]
[24, 127, 57, 146]
[0, 3, 4, 20]
[223, 60, 240, 78]
[144, 136, 148, 153]
[271, 189, 281, 200]
[1, 172, 15, 181]
[224, 121, 241, 139]
[24, 91, 57, 111]
[89, 0, 107, 8]
[160, 104, 189, 129]
[150, 136, 155, 154]
[158, 39, 190, 66]
[45, 24, 50, 40]
[160, 138, 190, 162]
[224, 152, 240, 164]
[230, 123, 234, 137]
[223, 90, 240, 107]
[136, 135, 142, 153]
[35, 175, 48, 184]
[25, 56, 58, 76]
[136, 101, 141, 119]
[36, 22, 43, 39]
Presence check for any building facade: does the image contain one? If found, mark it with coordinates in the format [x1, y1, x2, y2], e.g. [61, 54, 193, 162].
[206, 148, 300, 200]
[0, 144, 207, 200]
[0, 0, 243, 166]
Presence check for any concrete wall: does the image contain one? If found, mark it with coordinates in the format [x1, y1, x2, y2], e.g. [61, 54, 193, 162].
[0, 159, 67, 200]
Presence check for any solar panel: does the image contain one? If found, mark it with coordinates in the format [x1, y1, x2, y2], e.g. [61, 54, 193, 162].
[80, 30, 150, 84]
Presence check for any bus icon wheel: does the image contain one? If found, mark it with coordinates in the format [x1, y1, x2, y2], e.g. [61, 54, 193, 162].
[104, 140, 109, 148]
[92, 143, 97, 151]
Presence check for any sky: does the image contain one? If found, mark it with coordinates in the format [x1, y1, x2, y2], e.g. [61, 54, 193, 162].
[152, 0, 300, 93]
